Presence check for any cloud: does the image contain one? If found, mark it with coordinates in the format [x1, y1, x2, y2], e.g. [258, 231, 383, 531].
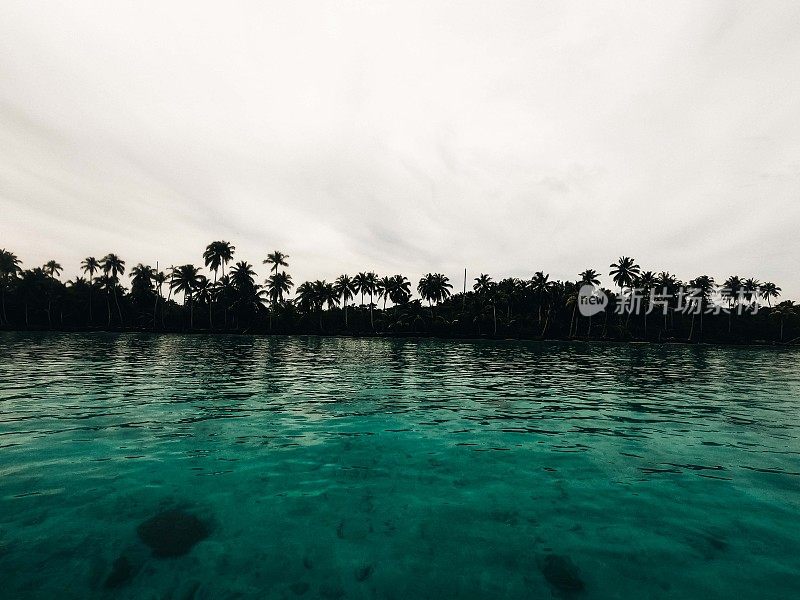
[1, 0, 799, 297]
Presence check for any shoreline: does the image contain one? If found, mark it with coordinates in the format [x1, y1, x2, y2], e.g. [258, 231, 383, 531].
[2, 326, 797, 348]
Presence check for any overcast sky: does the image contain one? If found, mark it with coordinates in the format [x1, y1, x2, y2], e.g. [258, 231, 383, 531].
[1, 1, 799, 298]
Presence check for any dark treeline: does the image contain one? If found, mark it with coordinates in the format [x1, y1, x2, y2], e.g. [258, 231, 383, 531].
[0, 245, 798, 344]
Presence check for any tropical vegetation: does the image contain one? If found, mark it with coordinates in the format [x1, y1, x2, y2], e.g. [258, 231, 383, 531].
[0, 247, 797, 344]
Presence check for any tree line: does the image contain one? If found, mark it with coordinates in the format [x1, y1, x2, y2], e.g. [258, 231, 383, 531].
[0, 245, 797, 344]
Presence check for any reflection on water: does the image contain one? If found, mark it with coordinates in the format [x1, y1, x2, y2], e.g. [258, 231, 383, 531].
[1, 333, 799, 598]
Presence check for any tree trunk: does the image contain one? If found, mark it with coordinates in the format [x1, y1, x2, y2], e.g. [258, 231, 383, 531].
[113, 287, 123, 327]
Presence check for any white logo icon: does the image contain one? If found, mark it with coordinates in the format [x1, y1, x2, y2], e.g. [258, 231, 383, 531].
[578, 285, 608, 317]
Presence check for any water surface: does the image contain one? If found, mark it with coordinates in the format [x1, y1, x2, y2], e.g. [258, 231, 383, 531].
[1, 333, 799, 598]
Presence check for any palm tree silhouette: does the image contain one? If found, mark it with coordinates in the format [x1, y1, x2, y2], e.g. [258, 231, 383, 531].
[473, 274, 497, 334]
[721, 275, 742, 334]
[0, 249, 22, 325]
[264, 250, 289, 275]
[267, 271, 294, 304]
[376, 275, 392, 312]
[575, 269, 600, 337]
[609, 257, 640, 328]
[193, 277, 214, 329]
[770, 301, 796, 342]
[352, 272, 369, 307]
[100, 254, 126, 326]
[387, 275, 411, 314]
[42, 261, 63, 328]
[153, 270, 166, 329]
[530, 271, 552, 325]
[688, 275, 715, 341]
[204, 241, 236, 329]
[204, 241, 236, 280]
[334, 274, 356, 327]
[760, 282, 781, 307]
[418, 273, 453, 317]
[266, 271, 294, 330]
[364, 271, 378, 329]
[81, 257, 101, 325]
[170, 264, 204, 329]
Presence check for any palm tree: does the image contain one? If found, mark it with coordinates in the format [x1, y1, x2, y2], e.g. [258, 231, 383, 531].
[334, 274, 356, 327]
[267, 271, 294, 304]
[266, 271, 294, 330]
[688, 275, 715, 341]
[376, 275, 393, 312]
[637, 270, 657, 338]
[204, 241, 235, 329]
[170, 264, 204, 329]
[770, 301, 796, 342]
[760, 282, 781, 307]
[721, 275, 742, 334]
[387, 275, 411, 313]
[530, 271, 551, 324]
[263, 250, 289, 275]
[42, 261, 63, 328]
[295, 281, 317, 314]
[352, 272, 369, 307]
[609, 257, 640, 327]
[0, 249, 22, 325]
[100, 254, 126, 326]
[418, 273, 453, 317]
[43, 260, 63, 278]
[81, 256, 101, 325]
[473, 274, 493, 295]
[473, 274, 496, 334]
[575, 269, 601, 337]
[153, 270, 166, 329]
[204, 241, 236, 281]
[364, 271, 378, 329]
[609, 256, 641, 290]
[193, 276, 214, 329]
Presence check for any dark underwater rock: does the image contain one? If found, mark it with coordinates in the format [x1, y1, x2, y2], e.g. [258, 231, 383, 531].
[355, 564, 374, 582]
[136, 509, 210, 557]
[104, 556, 134, 588]
[540, 554, 585, 593]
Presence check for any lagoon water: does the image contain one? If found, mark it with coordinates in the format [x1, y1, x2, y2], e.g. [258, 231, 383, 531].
[1, 333, 799, 598]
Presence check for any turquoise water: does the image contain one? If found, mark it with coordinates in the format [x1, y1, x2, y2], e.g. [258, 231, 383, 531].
[1, 333, 799, 599]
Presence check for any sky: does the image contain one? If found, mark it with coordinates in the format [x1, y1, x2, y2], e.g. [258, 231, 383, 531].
[1, 1, 799, 298]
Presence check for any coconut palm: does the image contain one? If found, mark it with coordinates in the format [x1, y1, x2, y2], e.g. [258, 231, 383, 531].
[530, 271, 552, 324]
[204, 241, 236, 281]
[43, 260, 63, 278]
[153, 270, 166, 329]
[0, 249, 22, 325]
[688, 275, 715, 341]
[100, 254, 126, 326]
[376, 275, 393, 311]
[204, 241, 235, 329]
[193, 276, 215, 329]
[473, 274, 497, 334]
[80, 256, 101, 324]
[334, 274, 356, 327]
[363, 271, 379, 329]
[760, 282, 781, 307]
[571, 269, 601, 337]
[263, 250, 289, 275]
[770, 301, 796, 342]
[418, 273, 453, 317]
[170, 264, 204, 329]
[387, 275, 411, 311]
[609, 256, 641, 290]
[473, 274, 493, 295]
[352, 272, 369, 306]
[267, 271, 294, 304]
